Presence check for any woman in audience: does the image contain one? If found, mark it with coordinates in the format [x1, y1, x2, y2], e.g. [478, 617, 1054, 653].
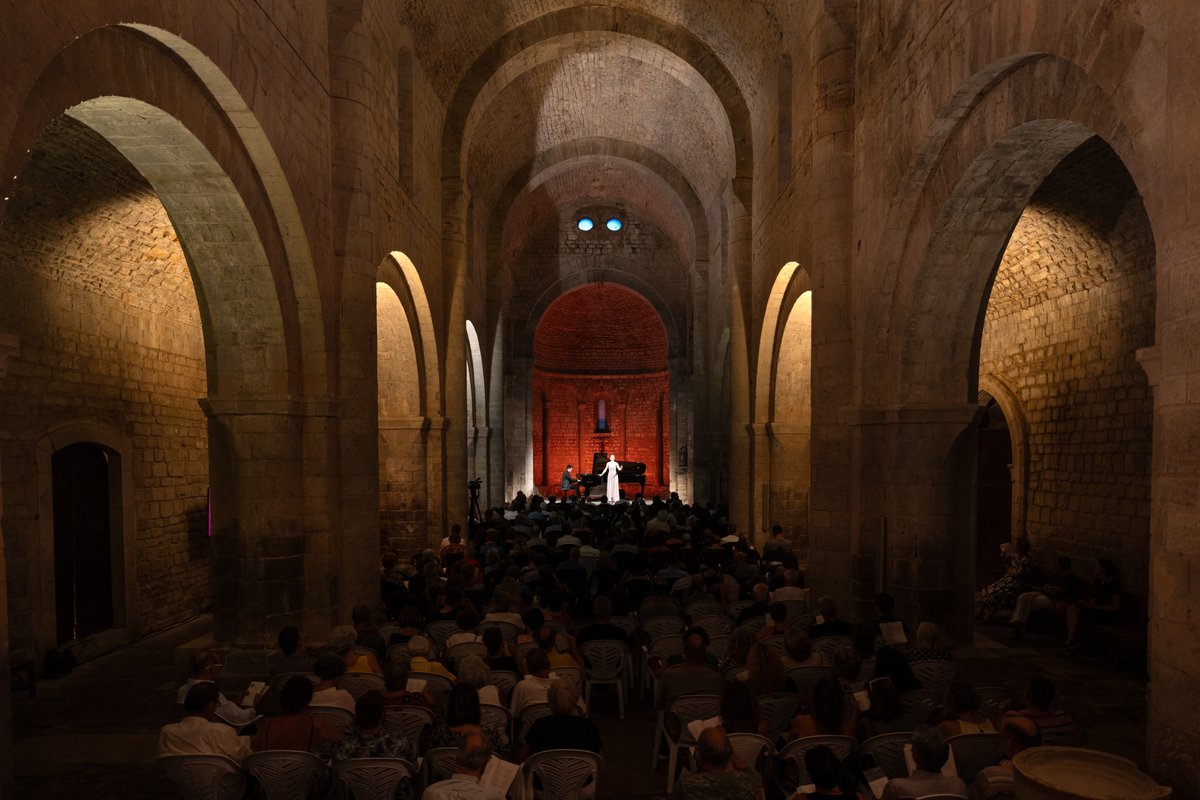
[720, 680, 767, 738]
[872, 646, 922, 693]
[311, 652, 356, 712]
[381, 660, 434, 710]
[389, 606, 424, 646]
[458, 654, 502, 707]
[796, 744, 867, 800]
[977, 536, 1034, 620]
[252, 675, 342, 753]
[781, 628, 823, 669]
[519, 676, 603, 759]
[938, 680, 997, 737]
[746, 640, 787, 695]
[333, 690, 413, 763]
[430, 682, 511, 758]
[788, 676, 856, 740]
[329, 624, 383, 676]
[482, 625, 521, 673]
[907, 622, 953, 662]
[856, 677, 911, 740]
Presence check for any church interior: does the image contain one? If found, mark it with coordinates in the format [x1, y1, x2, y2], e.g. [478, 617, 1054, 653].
[0, 1, 1197, 798]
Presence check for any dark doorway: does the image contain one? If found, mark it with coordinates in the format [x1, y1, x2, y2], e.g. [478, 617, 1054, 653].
[976, 396, 1013, 586]
[52, 442, 114, 644]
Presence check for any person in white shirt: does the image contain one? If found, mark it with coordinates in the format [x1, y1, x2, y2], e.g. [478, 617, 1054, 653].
[159, 683, 251, 799]
[311, 652, 356, 712]
[175, 650, 258, 729]
[446, 608, 484, 649]
[422, 733, 506, 800]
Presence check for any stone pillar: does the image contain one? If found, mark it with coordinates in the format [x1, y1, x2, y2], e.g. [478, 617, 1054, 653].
[201, 396, 307, 651]
[425, 416, 448, 546]
[379, 415, 430, 556]
[727, 202, 754, 532]
[750, 422, 772, 548]
[442, 179, 469, 541]
[0, 333, 16, 796]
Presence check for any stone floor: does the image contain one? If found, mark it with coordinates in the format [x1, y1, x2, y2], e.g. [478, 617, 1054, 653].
[9, 614, 1151, 799]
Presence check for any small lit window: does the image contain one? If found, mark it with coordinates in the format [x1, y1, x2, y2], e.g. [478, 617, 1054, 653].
[606, 217, 623, 232]
[577, 217, 594, 232]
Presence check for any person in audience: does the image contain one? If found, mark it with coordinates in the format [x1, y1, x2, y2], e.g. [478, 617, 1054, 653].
[771, 568, 808, 602]
[1009, 556, 1082, 641]
[482, 625, 521, 673]
[510, 648, 556, 716]
[535, 623, 582, 670]
[353, 603, 388, 659]
[720, 680, 767, 738]
[734, 582, 771, 626]
[382, 659, 434, 710]
[176, 650, 259, 729]
[756, 602, 790, 641]
[872, 646, 922, 693]
[520, 676, 603, 759]
[977, 537, 1034, 621]
[432, 682, 511, 758]
[781, 628, 823, 669]
[458, 654, 502, 707]
[659, 633, 724, 708]
[871, 593, 903, 638]
[789, 676, 856, 740]
[431, 586, 472, 623]
[269, 626, 316, 678]
[761, 525, 790, 560]
[408, 634, 457, 681]
[333, 689, 413, 764]
[829, 645, 863, 690]
[576, 596, 632, 647]
[808, 596, 853, 639]
[669, 726, 762, 800]
[907, 621, 953, 662]
[795, 744, 866, 800]
[481, 591, 524, 629]
[251, 675, 342, 753]
[856, 677, 911, 740]
[881, 726, 968, 800]
[446, 608, 484, 650]
[422, 733, 505, 800]
[970, 715, 1042, 800]
[1001, 675, 1073, 737]
[746, 640, 787, 695]
[389, 606, 424, 647]
[515, 607, 545, 645]
[1065, 557, 1123, 652]
[311, 652, 356, 712]
[938, 680, 997, 737]
[330, 624, 383, 676]
[721, 628, 756, 672]
[159, 682, 252, 764]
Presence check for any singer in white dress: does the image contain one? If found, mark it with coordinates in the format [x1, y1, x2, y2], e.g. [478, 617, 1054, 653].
[597, 454, 621, 501]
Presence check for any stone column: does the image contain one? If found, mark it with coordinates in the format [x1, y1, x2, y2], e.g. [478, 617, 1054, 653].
[200, 396, 307, 651]
[0, 333, 17, 796]
[441, 179, 469, 541]
[750, 422, 772, 548]
[727, 200, 754, 532]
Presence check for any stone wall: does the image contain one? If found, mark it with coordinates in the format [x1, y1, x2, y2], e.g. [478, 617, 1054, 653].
[0, 117, 209, 656]
[980, 139, 1155, 598]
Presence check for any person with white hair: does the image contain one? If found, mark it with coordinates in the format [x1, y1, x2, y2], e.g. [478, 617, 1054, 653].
[520, 676, 602, 759]
[407, 634, 456, 680]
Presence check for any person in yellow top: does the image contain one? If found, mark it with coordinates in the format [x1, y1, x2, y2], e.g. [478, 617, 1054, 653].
[408, 634, 457, 680]
[534, 625, 582, 670]
[329, 625, 383, 675]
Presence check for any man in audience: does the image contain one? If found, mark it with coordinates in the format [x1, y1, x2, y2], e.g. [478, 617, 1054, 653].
[659, 633, 723, 708]
[756, 601, 790, 640]
[1001, 675, 1073, 737]
[770, 568, 807, 602]
[510, 648, 586, 716]
[734, 582, 771, 626]
[408, 634, 457, 680]
[808, 596, 853, 639]
[970, 715, 1041, 799]
[446, 608, 483, 649]
[311, 652, 356, 712]
[669, 726, 762, 800]
[423, 733, 506, 800]
[576, 596, 632, 647]
[881, 726, 969, 800]
[353, 603, 387, 658]
[268, 626, 316, 678]
[159, 682, 252, 762]
[176, 650, 259, 729]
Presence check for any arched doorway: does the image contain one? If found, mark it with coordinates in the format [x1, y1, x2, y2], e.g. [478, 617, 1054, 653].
[975, 393, 1013, 586]
[51, 443, 116, 645]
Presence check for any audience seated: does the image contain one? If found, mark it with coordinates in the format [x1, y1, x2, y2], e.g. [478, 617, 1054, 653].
[481, 591, 523, 629]
[408, 634, 457, 681]
[789, 676, 857, 741]
[880, 726, 968, 800]
[735, 583, 771, 626]
[977, 537, 1034, 621]
[659, 634, 723, 708]
[808, 596, 853, 640]
[746, 640, 787, 695]
[176, 650, 259, 729]
[330, 624, 383, 676]
[534, 624, 582, 670]
[422, 733, 505, 800]
[873, 647, 922, 694]
[159, 682, 252, 764]
[1066, 557, 1124, 652]
[520, 676, 603, 759]
[781, 628, 822, 669]
[668, 726, 762, 800]
[447, 608, 484, 650]
[382, 660, 434, 710]
[251, 675, 342, 753]
[770, 568, 808, 603]
[482, 626, 521, 673]
[1000, 675, 1073, 736]
[871, 592, 903, 638]
[433, 683, 511, 758]
[268, 626, 316, 678]
[938, 680, 997, 737]
[311, 652, 356, 712]
[333, 690, 413, 769]
[795, 744, 866, 800]
[970, 715, 1041, 800]
[1009, 556, 1082, 641]
[757, 602, 789, 641]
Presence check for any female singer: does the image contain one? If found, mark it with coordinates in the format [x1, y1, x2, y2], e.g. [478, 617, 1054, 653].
[597, 453, 621, 502]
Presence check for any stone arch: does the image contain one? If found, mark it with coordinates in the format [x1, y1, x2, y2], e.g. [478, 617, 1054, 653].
[464, 320, 488, 498]
[441, 6, 753, 210]
[754, 262, 813, 423]
[1, 23, 325, 399]
[977, 373, 1030, 546]
[34, 422, 137, 656]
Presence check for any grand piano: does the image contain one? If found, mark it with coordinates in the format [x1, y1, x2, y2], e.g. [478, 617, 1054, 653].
[578, 452, 646, 497]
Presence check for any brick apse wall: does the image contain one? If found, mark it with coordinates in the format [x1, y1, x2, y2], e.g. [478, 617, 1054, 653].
[0, 117, 210, 656]
[980, 138, 1155, 598]
[533, 284, 670, 497]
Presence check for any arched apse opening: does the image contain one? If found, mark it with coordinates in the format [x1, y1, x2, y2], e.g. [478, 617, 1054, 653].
[0, 110, 212, 660]
[532, 284, 670, 499]
[377, 250, 442, 554]
[974, 391, 1015, 587]
[753, 262, 812, 550]
[465, 320, 488, 504]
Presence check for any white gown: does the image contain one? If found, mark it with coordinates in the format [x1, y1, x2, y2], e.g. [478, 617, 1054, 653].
[598, 459, 621, 500]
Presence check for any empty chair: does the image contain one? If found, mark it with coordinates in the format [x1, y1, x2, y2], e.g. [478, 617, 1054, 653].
[859, 731, 915, 778]
[727, 732, 774, 777]
[947, 732, 1004, 783]
[901, 689, 941, 727]
[479, 703, 513, 741]
[410, 671, 453, 707]
[158, 754, 245, 800]
[308, 705, 356, 734]
[381, 705, 434, 749]
[336, 672, 386, 701]
[580, 640, 629, 718]
[242, 750, 325, 800]
[523, 749, 603, 800]
[652, 693, 722, 793]
[911, 660, 961, 699]
[757, 692, 801, 739]
[333, 757, 415, 800]
[774, 735, 855, 795]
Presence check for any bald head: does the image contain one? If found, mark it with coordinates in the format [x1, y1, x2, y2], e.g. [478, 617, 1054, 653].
[697, 726, 734, 772]
[683, 633, 708, 664]
[457, 732, 492, 775]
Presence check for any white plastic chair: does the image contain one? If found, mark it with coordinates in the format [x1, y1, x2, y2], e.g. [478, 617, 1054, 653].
[411, 671, 454, 707]
[336, 672, 386, 701]
[424, 620, 460, 652]
[308, 705, 356, 733]
[692, 614, 732, 638]
[901, 689, 941, 727]
[487, 670, 522, 704]
[811, 635, 854, 659]
[580, 640, 629, 718]
[422, 747, 459, 783]
[480, 703, 513, 740]
[786, 665, 834, 704]
[727, 732, 774, 777]
[523, 749, 603, 800]
[911, 660, 961, 700]
[651, 693, 721, 792]
[757, 692, 800, 739]
[479, 620, 519, 645]
[242, 750, 325, 800]
[946, 732, 1004, 783]
[859, 731, 915, 778]
[332, 757, 414, 800]
[644, 616, 684, 642]
[384, 643, 409, 665]
[445, 640, 488, 664]
[736, 617, 766, 638]
[158, 754, 245, 800]
[381, 704, 434, 746]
